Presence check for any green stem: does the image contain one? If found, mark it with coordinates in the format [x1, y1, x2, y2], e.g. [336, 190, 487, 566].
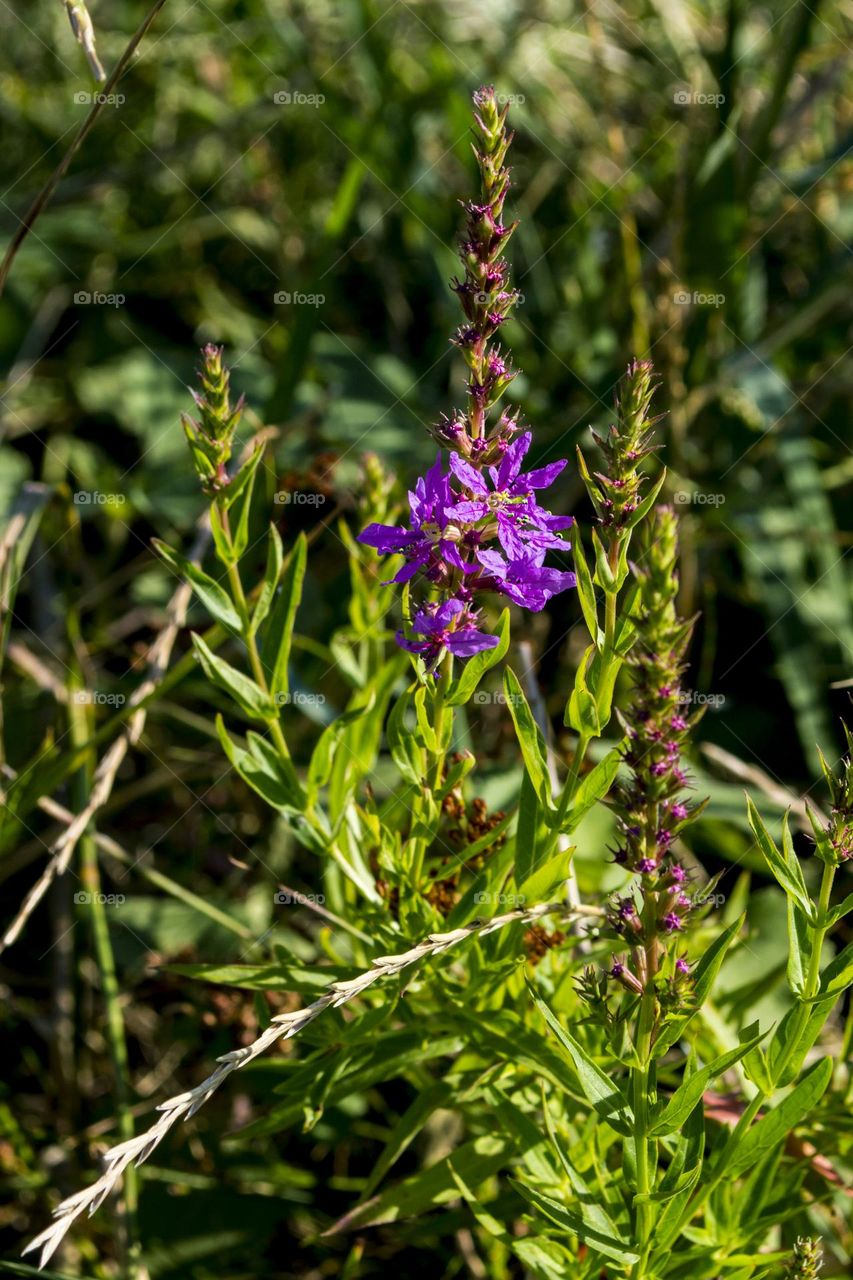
[217, 503, 291, 765]
[631, 894, 659, 1278]
[70, 682, 143, 1280]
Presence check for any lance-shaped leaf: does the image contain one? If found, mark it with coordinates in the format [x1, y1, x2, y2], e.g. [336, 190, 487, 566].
[250, 524, 283, 635]
[747, 799, 814, 921]
[654, 916, 744, 1056]
[193, 634, 275, 722]
[153, 541, 242, 635]
[725, 1058, 833, 1179]
[511, 1180, 640, 1266]
[649, 1025, 766, 1136]
[528, 982, 633, 1132]
[262, 531, 307, 698]
[216, 715, 306, 812]
[504, 668, 553, 808]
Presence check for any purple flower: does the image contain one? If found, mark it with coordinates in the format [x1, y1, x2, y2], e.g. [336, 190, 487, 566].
[475, 548, 576, 611]
[359, 456, 473, 584]
[447, 432, 572, 559]
[675, 956, 690, 975]
[397, 598, 498, 669]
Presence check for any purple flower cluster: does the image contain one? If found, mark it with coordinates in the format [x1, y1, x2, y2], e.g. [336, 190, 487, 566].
[603, 506, 699, 1000]
[358, 87, 575, 669]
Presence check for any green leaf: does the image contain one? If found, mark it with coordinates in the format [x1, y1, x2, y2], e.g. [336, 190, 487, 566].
[385, 688, 424, 785]
[250, 523, 284, 634]
[654, 916, 744, 1056]
[564, 645, 601, 736]
[649, 1027, 766, 1136]
[215, 714, 305, 811]
[558, 746, 621, 832]
[193, 634, 274, 721]
[325, 1134, 515, 1233]
[624, 468, 666, 531]
[227, 445, 264, 561]
[154, 540, 242, 634]
[511, 1181, 640, 1266]
[825, 891, 853, 928]
[446, 608, 510, 705]
[726, 1058, 833, 1179]
[746, 799, 813, 921]
[263, 532, 307, 698]
[786, 895, 809, 997]
[504, 668, 553, 807]
[527, 982, 633, 1131]
[572, 534, 598, 640]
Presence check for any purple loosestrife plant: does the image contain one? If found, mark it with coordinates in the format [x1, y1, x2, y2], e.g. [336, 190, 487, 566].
[22, 89, 853, 1280]
[359, 87, 575, 673]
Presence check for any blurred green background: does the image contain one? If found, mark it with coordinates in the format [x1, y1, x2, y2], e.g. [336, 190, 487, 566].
[1, 0, 851, 1275]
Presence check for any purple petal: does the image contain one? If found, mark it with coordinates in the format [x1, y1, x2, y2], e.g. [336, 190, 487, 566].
[449, 453, 489, 494]
[358, 522, 415, 552]
[518, 458, 567, 490]
[497, 512, 528, 560]
[434, 597, 465, 626]
[446, 628, 500, 657]
[495, 430, 532, 488]
[447, 499, 490, 523]
[396, 631, 431, 653]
